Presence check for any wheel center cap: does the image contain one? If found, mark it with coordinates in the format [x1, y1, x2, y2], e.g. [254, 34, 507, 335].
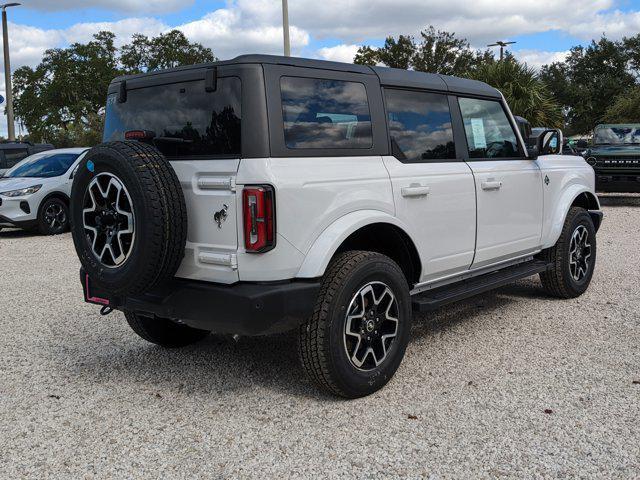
[365, 320, 375, 333]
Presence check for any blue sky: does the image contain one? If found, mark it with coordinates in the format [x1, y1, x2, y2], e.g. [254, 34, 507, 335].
[3, 0, 640, 136]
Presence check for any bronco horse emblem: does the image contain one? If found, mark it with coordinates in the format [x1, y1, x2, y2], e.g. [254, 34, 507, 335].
[214, 204, 228, 228]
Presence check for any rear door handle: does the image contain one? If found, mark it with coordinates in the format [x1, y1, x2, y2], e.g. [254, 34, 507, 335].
[481, 180, 503, 191]
[401, 184, 430, 198]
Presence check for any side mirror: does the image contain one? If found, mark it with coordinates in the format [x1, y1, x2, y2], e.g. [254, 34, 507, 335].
[537, 129, 563, 155]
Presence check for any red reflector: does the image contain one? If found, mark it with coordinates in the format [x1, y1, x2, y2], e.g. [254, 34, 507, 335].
[242, 186, 275, 253]
[124, 130, 155, 140]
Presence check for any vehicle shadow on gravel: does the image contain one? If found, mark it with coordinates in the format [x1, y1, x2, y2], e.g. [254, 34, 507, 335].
[64, 280, 549, 400]
[0, 228, 37, 238]
[597, 194, 640, 207]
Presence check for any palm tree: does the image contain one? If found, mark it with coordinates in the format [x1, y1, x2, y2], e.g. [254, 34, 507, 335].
[472, 58, 564, 129]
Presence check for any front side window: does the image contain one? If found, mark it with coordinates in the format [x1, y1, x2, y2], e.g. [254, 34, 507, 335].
[6, 152, 82, 178]
[280, 77, 373, 149]
[458, 98, 521, 159]
[104, 77, 241, 158]
[385, 89, 456, 161]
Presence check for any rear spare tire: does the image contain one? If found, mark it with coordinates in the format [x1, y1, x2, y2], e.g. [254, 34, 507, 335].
[70, 141, 187, 296]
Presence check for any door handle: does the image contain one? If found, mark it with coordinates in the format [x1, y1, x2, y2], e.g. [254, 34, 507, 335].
[401, 184, 430, 198]
[481, 180, 503, 191]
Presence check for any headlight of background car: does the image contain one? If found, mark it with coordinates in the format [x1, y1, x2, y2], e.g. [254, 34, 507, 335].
[0, 184, 43, 197]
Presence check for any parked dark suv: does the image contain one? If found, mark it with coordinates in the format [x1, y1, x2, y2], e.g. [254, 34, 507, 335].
[584, 124, 640, 192]
[0, 142, 55, 176]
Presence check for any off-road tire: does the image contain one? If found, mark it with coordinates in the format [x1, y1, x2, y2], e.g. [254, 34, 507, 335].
[70, 141, 187, 296]
[298, 251, 412, 398]
[124, 311, 209, 348]
[38, 197, 69, 235]
[540, 206, 597, 298]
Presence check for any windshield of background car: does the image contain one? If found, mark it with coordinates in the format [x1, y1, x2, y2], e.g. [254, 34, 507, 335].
[103, 77, 241, 158]
[593, 125, 640, 145]
[6, 152, 82, 178]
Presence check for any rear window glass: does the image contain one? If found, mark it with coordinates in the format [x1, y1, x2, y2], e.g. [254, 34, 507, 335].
[280, 77, 373, 149]
[385, 89, 456, 161]
[104, 77, 241, 158]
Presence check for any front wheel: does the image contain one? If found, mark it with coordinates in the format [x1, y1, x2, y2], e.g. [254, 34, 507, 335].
[540, 206, 597, 298]
[299, 251, 412, 398]
[38, 197, 69, 235]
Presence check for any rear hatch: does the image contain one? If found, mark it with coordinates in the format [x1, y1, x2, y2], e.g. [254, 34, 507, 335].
[103, 74, 243, 284]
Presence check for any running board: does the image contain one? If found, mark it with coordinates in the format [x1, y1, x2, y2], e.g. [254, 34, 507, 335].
[412, 260, 552, 312]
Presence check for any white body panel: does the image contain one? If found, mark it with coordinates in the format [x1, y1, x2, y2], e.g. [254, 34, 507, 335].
[382, 156, 476, 282]
[0, 148, 87, 228]
[467, 159, 544, 267]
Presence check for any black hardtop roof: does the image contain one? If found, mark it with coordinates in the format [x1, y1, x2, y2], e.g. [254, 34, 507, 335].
[111, 54, 500, 99]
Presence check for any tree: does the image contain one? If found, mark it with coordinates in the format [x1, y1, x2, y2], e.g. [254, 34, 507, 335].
[603, 87, 640, 123]
[473, 58, 563, 128]
[120, 30, 215, 73]
[354, 26, 491, 76]
[13, 30, 216, 146]
[540, 37, 635, 134]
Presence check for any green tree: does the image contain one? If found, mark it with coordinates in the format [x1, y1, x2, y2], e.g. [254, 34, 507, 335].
[603, 87, 640, 123]
[473, 58, 563, 128]
[354, 26, 492, 76]
[540, 37, 635, 134]
[120, 30, 216, 73]
[13, 30, 216, 146]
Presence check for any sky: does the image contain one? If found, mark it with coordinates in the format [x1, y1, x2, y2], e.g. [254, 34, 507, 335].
[3, 0, 640, 137]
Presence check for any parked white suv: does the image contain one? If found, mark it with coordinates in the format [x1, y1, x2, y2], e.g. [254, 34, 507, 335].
[0, 148, 89, 234]
[70, 56, 602, 398]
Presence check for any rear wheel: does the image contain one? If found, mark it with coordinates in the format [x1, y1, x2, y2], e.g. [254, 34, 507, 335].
[299, 251, 412, 398]
[540, 207, 597, 298]
[38, 197, 69, 235]
[124, 311, 209, 348]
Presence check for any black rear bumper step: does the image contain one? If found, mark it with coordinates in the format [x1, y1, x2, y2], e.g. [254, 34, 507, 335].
[412, 260, 551, 312]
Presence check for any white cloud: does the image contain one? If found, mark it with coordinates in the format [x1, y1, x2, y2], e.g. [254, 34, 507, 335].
[317, 44, 360, 63]
[23, 0, 192, 14]
[515, 50, 570, 69]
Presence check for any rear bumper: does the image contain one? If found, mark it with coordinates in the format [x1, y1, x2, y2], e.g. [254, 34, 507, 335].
[81, 269, 321, 336]
[595, 173, 640, 193]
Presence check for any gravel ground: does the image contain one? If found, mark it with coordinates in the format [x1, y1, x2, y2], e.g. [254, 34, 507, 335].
[1, 194, 639, 479]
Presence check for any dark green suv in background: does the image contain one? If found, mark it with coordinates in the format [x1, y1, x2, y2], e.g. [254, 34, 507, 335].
[585, 124, 640, 192]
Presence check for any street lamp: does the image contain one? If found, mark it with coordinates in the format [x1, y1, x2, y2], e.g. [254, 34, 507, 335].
[282, 0, 290, 57]
[1, 2, 20, 142]
[487, 40, 516, 61]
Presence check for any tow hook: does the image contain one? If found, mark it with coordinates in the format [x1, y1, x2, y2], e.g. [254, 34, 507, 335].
[100, 305, 114, 316]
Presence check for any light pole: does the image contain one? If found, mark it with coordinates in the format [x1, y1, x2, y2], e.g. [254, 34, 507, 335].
[487, 40, 516, 61]
[1, 2, 19, 142]
[282, 0, 290, 57]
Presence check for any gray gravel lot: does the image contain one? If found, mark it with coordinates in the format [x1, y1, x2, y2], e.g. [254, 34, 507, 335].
[1, 194, 639, 479]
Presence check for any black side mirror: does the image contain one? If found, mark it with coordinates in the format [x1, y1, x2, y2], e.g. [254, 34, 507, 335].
[537, 129, 563, 155]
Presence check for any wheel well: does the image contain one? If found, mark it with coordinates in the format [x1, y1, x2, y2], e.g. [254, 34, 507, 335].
[38, 192, 70, 215]
[571, 191, 599, 211]
[335, 223, 421, 286]
[571, 192, 602, 231]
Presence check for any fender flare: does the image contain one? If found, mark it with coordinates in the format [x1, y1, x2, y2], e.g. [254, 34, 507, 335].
[543, 186, 601, 249]
[296, 210, 414, 279]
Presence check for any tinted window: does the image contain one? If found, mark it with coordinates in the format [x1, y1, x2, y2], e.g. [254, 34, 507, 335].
[6, 152, 82, 178]
[281, 77, 373, 149]
[385, 89, 455, 161]
[458, 98, 521, 159]
[104, 77, 241, 158]
[3, 148, 28, 168]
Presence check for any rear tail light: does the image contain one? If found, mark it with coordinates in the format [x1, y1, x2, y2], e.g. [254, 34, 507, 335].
[242, 185, 275, 253]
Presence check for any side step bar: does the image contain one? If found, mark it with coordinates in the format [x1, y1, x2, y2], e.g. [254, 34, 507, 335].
[412, 259, 552, 312]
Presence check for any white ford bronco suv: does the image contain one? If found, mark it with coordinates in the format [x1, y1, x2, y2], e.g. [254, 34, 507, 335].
[70, 55, 602, 398]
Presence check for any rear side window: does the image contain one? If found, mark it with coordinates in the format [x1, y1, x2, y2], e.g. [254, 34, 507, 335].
[384, 89, 456, 161]
[3, 149, 28, 168]
[104, 77, 241, 158]
[458, 98, 521, 159]
[280, 77, 373, 149]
